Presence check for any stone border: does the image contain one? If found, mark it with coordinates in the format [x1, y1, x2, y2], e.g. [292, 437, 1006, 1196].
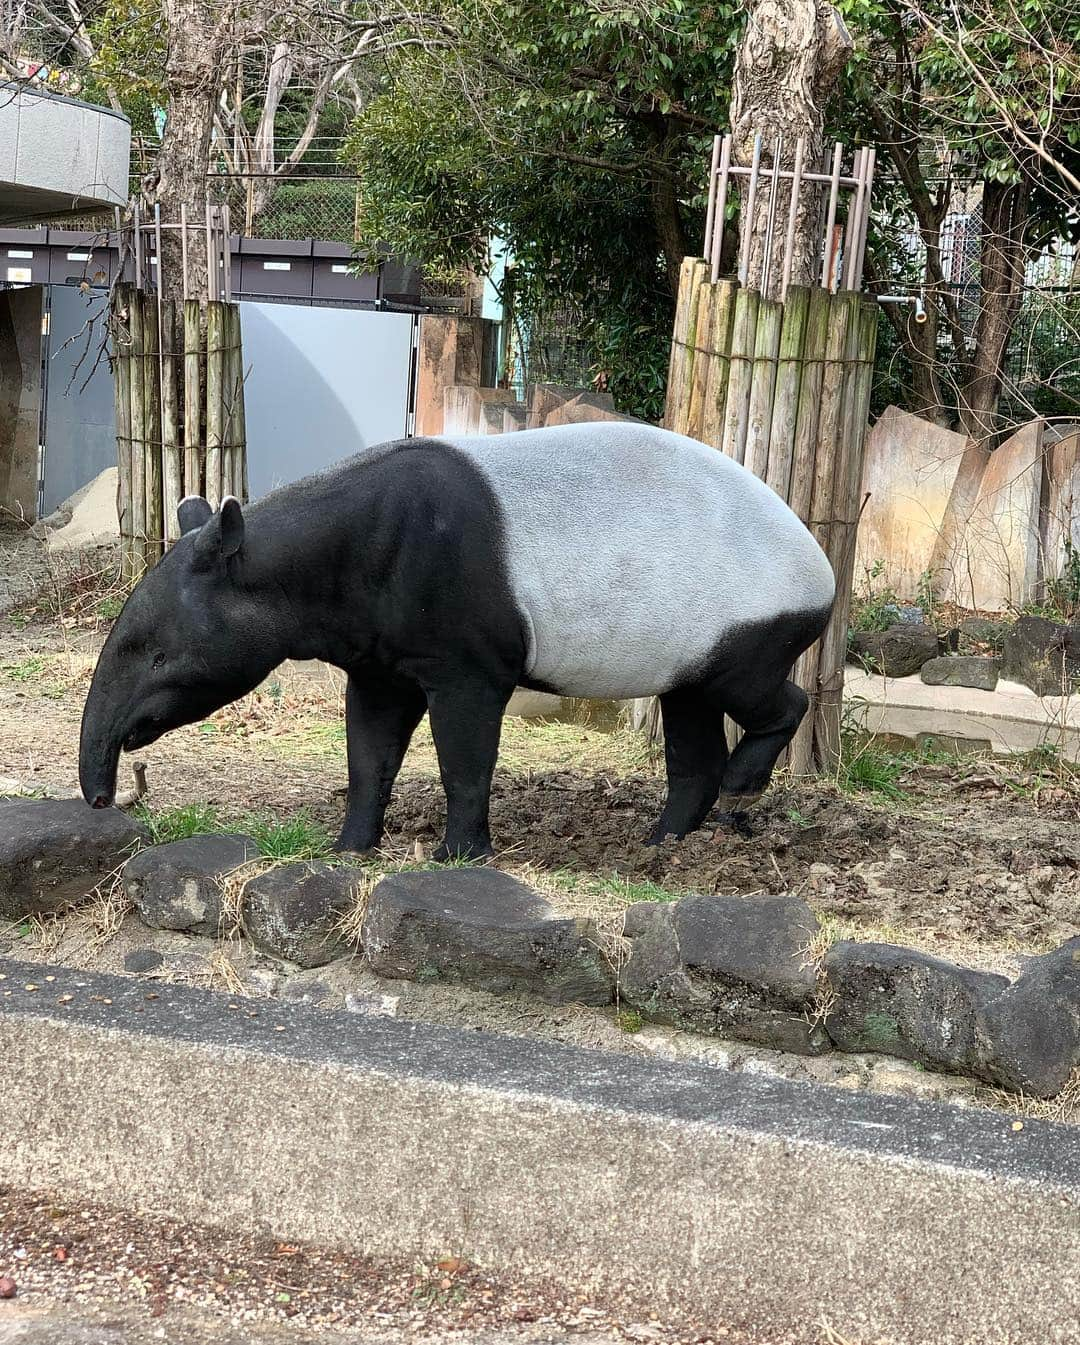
[3, 800, 1079, 1098]
[1, 957, 1078, 1344]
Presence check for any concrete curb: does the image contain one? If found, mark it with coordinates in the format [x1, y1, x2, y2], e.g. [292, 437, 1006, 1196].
[2, 957, 1079, 1344]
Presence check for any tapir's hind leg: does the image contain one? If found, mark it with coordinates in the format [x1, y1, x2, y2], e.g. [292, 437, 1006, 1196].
[717, 679, 809, 812]
[336, 673, 427, 853]
[648, 686, 729, 844]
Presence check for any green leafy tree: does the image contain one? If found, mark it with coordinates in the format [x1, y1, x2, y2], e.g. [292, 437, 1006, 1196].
[346, 0, 740, 420]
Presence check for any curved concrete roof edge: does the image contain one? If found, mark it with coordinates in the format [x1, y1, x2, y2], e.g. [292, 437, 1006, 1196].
[0, 78, 131, 124]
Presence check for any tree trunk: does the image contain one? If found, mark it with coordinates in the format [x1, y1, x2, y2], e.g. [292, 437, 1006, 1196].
[956, 178, 1029, 445]
[729, 0, 852, 298]
[647, 119, 690, 298]
[148, 0, 222, 304]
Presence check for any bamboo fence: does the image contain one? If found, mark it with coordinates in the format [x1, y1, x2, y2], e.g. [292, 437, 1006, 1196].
[109, 203, 247, 579]
[663, 136, 879, 775]
[111, 284, 247, 578]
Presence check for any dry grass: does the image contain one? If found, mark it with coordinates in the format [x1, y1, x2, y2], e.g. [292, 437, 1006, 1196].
[979, 1067, 1080, 1125]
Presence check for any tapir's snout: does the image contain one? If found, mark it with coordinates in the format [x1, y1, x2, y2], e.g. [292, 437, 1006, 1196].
[89, 790, 114, 810]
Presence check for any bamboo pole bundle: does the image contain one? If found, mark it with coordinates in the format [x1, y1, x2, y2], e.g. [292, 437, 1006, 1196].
[743, 297, 783, 480]
[685, 281, 716, 441]
[141, 292, 163, 566]
[785, 286, 831, 524]
[700, 279, 738, 448]
[161, 298, 182, 544]
[128, 293, 147, 577]
[111, 287, 134, 583]
[664, 259, 706, 435]
[764, 285, 810, 502]
[719, 287, 760, 463]
[183, 299, 202, 499]
[205, 300, 226, 508]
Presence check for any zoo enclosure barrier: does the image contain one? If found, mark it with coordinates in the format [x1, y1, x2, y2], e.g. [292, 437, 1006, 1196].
[666, 135, 879, 775]
[110, 201, 247, 580]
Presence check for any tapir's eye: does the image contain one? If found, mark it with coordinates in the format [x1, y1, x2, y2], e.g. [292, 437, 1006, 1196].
[151, 651, 166, 670]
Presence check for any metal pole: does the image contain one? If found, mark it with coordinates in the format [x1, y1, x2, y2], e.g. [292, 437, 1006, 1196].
[133, 201, 143, 290]
[841, 148, 866, 290]
[780, 136, 806, 302]
[760, 134, 784, 298]
[205, 198, 215, 303]
[820, 142, 843, 290]
[710, 134, 733, 283]
[703, 133, 722, 265]
[180, 203, 189, 303]
[738, 133, 763, 287]
[852, 147, 876, 291]
[222, 201, 232, 302]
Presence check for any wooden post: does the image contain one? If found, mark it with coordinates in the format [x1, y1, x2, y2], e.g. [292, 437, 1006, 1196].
[719, 287, 760, 463]
[111, 287, 134, 582]
[142, 292, 163, 566]
[787, 288, 852, 776]
[743, 297, 783, 480]
[161, 299, 182, 544]
[205, 300, 226, 508]
[664, 259, 706, 435]
[813, 297, 879, 769]
[764, 285, 811, 503]
[128, 293, 147, 577]
[786, 286, 831, 524]
[685, 282, 717, 441]
[227, 303, 248, 501]
[183, 299, 203, 499]
[700, 279, 738, 449]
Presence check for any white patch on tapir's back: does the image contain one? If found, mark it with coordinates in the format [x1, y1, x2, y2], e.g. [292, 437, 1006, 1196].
[444, 422, 835, 700]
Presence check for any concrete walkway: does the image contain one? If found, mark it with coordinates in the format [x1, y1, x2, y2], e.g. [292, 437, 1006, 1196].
[2, 958, 1078, 1345]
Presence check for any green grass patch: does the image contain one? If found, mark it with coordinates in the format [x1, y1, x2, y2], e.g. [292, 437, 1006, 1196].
[134, 801, 227, 845]
[837, 738, 908, 802]
[245, 810, 333, 861]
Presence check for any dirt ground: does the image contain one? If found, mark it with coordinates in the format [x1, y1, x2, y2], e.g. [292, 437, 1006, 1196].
[0, 1184, 884, 1345]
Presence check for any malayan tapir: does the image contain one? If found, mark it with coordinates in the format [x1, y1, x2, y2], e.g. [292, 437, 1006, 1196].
[79, 421, 834, 859]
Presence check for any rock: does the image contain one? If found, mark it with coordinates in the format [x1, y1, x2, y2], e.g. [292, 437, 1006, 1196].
[0, 799, 148, 921]
[362, 869, 613, 1006]
[620, 894, 829, 1055]
[960, 616, 1008, 648]
[919, 655, 1000, 691]
[123, 834, 257, 936]
[242, 862, 356, 968]
[824, 942, 1009, 1077]
[123, 948, 163, 974]
[975, 937, 1080, 1098]
[1000, 615, 1080, 696]
[894, 605, 926, 625]
[848, 624, 940, 677]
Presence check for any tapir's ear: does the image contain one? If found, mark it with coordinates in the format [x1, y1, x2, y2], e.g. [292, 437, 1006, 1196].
[192, 496, 245, 570]
[177, 495, 212, 535]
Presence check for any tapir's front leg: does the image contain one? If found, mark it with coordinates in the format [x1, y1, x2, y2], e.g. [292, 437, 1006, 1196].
[424, 674, 512, 861]
[336, 672, 427, 852]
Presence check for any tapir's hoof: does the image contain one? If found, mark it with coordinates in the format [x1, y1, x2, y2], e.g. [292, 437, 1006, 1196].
[332, 833, 379, 855]
[716, 810, 755, 839]
[433, 840, 494, 864]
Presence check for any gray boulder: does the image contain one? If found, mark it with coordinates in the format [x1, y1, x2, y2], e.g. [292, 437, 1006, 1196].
[242, 862, 356, 968]
[1001, 615, 1080, 696]
[362, 868, 613, 1005]
[919, 655, 1000, 691]
[0, 798, 148, 920]
[975, 937, 1080, 1098]
[959, 616, 1008, 649]
[123, 834, 257, 935]
[621, 894, 828, 1055]
[824, 941, 1009, 1076]
[849, 624, 939, 678]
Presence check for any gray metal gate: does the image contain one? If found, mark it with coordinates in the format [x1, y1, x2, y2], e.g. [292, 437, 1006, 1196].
[40, 284, 115, 517]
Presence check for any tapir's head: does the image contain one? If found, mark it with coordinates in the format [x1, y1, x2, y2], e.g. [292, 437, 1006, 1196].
[79, 495, 275, 809]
